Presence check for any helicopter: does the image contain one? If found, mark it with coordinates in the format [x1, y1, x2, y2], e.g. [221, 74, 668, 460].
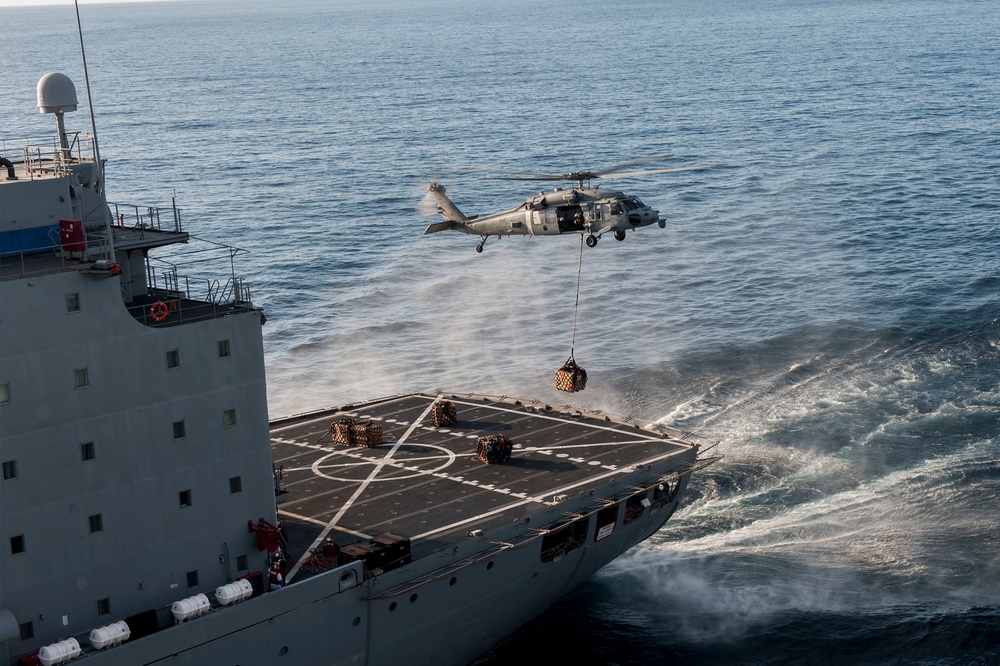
[422, 159, 711, 252]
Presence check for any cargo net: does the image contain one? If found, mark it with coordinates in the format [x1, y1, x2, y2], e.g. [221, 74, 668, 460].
[433, 400, 458, 427]
[476, 434, 513, 464]
[330, 417, 383, 448]
[555, 355, 588, 393]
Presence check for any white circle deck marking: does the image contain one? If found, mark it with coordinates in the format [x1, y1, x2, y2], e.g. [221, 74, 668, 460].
[311, 444, 457, 483]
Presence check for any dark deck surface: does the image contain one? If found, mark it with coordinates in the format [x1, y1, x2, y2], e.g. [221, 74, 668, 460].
[269, 393, 694, 582]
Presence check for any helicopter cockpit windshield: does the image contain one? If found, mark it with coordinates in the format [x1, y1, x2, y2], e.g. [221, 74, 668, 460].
[611, 198, 640, 215]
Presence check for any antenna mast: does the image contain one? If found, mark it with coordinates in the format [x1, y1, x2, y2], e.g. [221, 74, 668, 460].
[74, 0, 116, 257]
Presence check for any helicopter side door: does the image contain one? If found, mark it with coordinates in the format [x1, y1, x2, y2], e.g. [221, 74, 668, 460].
[527, 209, 558, 235]
[556, 205, 585, 233]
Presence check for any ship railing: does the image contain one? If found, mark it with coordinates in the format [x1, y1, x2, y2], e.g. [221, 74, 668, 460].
[146, 235, 250, 302]
[0, 234, 114, 279]
[146, 271, 252, 309]
[0, 239, 69, 279]
[131, 237, 255, 325]
[109, 196, 183, 234]
[0, 132, 90, 178]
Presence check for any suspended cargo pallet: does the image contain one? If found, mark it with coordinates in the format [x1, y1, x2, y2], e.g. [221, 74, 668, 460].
[555, 357, 587, 393]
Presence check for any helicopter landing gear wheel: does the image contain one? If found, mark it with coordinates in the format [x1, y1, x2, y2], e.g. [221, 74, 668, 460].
[476, 244, 484, 253]
[614, 229, 627, 242]
[658, 219, 666, 229]
[585, 235, 598, 248]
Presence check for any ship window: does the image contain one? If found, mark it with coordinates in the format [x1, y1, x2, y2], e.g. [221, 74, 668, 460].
[229, 476, 242, 494]
[236, 554, 248, 571]
[186, 570, 199, 588]
[217, 339, 231, 358]
[10, 534, 25, 555]
[74, 367, 90, 389]
[19, 621, 33, 641]
[179, 489, 192, 508]
[172, 420, 186, 440]
[166, 349, 180, 369]
[0, 383, 9, 405]
[66, 292, 81, 312]
[89, 513, 104, 533]
[97, 597, 111, 617]
[223, 409, 237, 429]
[81, 441, 96, 462]
[2, 459, 16, 480]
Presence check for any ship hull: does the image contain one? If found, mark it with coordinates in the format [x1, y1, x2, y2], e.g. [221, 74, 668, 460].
[55, 476, 687, 666]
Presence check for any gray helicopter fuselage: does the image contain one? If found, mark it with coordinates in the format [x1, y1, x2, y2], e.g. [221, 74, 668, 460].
[423, 183, 663, 241]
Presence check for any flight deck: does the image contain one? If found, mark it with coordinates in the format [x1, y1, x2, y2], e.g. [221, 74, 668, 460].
[269, 393, 698, 582]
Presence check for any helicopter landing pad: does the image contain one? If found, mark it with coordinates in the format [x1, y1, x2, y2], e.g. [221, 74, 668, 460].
[268, 393, 694, 582]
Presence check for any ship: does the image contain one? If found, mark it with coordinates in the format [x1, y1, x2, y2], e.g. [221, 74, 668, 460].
[0, 70, 720, 666]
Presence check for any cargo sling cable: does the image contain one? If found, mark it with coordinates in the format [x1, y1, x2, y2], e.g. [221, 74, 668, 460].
[570, 233, 584, 360]
[556, 235, 588, 392]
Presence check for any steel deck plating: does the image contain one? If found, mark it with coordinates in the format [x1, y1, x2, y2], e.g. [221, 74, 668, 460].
[269, 393, 695, 581]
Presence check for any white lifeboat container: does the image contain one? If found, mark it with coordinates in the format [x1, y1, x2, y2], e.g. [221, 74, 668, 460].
[170, 593, 210, 622]
[215, 579, 253, 606]
[38, 637, 81, 666]
[89, 620, 130, 649]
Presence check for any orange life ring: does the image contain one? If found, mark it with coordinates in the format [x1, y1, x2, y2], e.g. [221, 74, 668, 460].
[150, 301, 169, 322]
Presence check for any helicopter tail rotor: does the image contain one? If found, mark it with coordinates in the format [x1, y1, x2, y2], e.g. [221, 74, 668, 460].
[425, 181, 469, 223]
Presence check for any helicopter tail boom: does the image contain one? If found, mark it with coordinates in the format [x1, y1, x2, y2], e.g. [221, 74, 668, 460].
[427, 182, 468, 224]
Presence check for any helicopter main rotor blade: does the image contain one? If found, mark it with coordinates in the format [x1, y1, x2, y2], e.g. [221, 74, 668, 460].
[459, 165, 563, 179]
[484, 162, 713, 183]
[593, 155, 673, 176]
[597, 164, 714, 179]
[489, 175, 574, 182]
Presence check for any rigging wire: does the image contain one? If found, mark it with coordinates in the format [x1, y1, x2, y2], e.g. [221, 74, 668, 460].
[74, 0, 116, 257]
[569, 233, 585, 359]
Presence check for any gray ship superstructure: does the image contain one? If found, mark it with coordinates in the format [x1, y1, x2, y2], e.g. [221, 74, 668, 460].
[0, 73, 718, 666]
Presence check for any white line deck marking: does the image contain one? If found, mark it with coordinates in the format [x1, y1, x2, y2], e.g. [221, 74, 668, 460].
[288, 400, 436, 582]
[412, 448, 689, 540]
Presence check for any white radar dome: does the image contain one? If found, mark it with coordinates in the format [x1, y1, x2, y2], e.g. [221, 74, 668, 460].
[37, 72, 78, 114]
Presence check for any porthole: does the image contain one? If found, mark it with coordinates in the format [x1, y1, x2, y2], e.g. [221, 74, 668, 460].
[486, 561, 494, 570]
[352, 616, 361, 627]
[278, 646, 288, 657]
[409, 593, 418, 603]
[449, 577, 457, 586]
[389, 602, 397, 612]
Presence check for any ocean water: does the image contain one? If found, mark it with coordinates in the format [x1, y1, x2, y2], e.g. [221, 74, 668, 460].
[2, 0, 998, 663]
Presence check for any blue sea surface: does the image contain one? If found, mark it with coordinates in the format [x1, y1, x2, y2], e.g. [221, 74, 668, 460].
[2, 0, 998, 663]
